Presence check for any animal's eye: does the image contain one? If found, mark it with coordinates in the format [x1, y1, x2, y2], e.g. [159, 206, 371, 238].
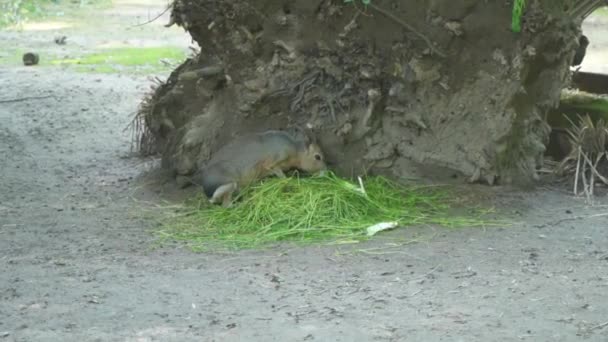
[314, 154, 322, 161]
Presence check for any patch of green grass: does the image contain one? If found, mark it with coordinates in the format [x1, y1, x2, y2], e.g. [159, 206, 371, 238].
[594, 6, 608, 17]
[566, 97, 608, 113]
[0, 48, 61, 67]
[51, 47, 187, 74]
[0, 48, 26, 66]
[1, 0, 49, 28]
[1, 0, 111, 28]
[561, 90, 608, 116]
[549, 90, 608, 129]
[157, 173, 499, 251]
[0, 46, 185, 74]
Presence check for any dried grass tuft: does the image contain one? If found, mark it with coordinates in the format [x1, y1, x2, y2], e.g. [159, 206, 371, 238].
[127, 77, 164, 156]
[557, 114, 608, 199]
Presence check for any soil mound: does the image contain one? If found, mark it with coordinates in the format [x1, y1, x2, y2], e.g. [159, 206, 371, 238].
[137, 0, 584, 185]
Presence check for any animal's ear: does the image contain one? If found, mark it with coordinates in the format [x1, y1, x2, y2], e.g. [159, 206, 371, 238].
[286, 125, 314, 145]
[303, 127, 318, 146]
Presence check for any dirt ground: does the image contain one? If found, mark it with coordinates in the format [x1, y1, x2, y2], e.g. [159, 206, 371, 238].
[1, 2, 608, 341]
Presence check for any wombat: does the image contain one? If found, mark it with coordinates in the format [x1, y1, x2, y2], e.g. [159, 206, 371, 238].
[193, 128, 327, 207]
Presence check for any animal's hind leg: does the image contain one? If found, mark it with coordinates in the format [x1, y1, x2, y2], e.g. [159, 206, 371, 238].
[209, 182, 237, 207]
[270, 167, 286, 178]
[221, 191, 234, 208]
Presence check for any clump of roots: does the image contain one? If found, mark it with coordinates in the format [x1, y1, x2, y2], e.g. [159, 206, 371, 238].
[557, 114, 608, 199]
[128, 77, 164, 156]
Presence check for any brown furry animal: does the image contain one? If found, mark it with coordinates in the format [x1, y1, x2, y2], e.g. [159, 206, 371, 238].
[194, 129, 327, 207]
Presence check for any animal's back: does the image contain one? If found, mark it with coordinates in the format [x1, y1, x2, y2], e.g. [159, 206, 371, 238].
[198, 131, 300, 197]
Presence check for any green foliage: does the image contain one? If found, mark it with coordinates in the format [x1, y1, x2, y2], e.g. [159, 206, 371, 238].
[511, 0, 526, 32]
[51, 47, 187, 74]
[0, 0, 110, 28]
[0, 0, 52, 27]
[548, 91, 608, 134]
[597, 6, 608, 17]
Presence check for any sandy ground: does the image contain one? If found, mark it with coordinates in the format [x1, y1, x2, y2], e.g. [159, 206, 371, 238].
[1, 2, 608, 341]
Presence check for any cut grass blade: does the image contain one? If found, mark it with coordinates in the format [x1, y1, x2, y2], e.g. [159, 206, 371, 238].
[157, 172, 500, 251]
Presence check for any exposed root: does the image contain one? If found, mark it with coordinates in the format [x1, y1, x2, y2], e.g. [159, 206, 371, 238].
[361, 89, 381, 132]
[292, 70, 323, 110]
[368, 3, 446, 58]
[340, 12, 361, 38]
[128, 78, 164, 156]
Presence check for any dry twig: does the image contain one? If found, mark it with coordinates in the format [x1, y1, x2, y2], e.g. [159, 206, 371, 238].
[0, 95, 53, 103]
[131, 4, 172, 27]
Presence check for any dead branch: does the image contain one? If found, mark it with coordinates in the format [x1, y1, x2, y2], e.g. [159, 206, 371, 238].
[574, 148, 581, 195]
[590, 321, 608, 331]
[581, 151, 608, 185]
[0, 95, 53, 103]
[535, 212, 608, 228]
[132, 4, 172, 27]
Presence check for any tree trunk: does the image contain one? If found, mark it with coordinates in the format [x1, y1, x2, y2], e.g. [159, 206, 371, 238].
[137, 0, 583, 185]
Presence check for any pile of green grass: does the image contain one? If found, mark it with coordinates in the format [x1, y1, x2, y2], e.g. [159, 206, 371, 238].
[157, 173, 494, 251]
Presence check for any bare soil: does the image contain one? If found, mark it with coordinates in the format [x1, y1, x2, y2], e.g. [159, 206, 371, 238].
[1, 2, 608, 342]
